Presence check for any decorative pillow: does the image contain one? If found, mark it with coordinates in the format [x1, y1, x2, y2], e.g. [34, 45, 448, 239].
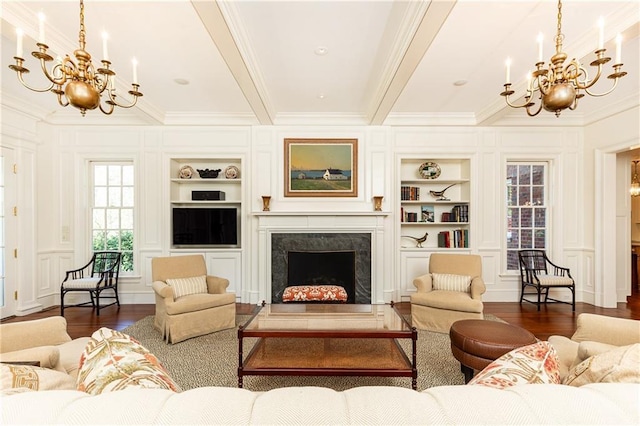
[77, 328, 181, 395]
[564, 343, 640, 387]
[0, 346, 60, 370]
[468, 341, 561, 389]
[431, 273, 471, 292]
[282, 285, 348, 302]
[165, 275, 208, 299]
[570, 341, 618, 370]
[1, 363, 76, 393]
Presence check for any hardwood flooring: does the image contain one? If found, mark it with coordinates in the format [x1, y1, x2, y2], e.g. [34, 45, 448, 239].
[3, 296, 639, 341]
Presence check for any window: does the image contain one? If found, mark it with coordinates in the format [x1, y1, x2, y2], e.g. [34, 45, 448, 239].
[506, 162, 548, 271]
[91, 163, 134, 273]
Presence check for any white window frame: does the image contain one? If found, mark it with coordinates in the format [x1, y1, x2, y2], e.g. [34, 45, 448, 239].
[505, 160, 550, 272]
[90, 161, 135, 276]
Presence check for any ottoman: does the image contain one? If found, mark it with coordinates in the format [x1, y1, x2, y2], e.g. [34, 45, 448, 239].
[450, 319, 538, 383]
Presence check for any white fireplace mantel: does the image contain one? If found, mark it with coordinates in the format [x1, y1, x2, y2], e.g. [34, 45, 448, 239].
[253, 211, 392, 305]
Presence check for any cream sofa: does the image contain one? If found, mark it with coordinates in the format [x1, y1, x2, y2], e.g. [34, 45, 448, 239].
[2, 384, 638, 424]
[549, 313, 640, 380]
[0, 317, 90, 379]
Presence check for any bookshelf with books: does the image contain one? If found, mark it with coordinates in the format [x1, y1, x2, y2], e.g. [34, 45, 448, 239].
[398, 157, 471, 251]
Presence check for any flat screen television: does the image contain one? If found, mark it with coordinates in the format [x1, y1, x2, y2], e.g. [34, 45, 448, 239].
[172, 207, 238, 247]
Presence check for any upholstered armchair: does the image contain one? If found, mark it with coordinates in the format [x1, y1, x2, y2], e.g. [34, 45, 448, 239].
[151, 254, 236, 344]
[411, 253, 486, 333]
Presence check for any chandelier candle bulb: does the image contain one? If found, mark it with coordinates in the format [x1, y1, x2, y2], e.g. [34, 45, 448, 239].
[598, 17, 604, 50]
[102, 32, 109, 61]
[505, 58, 511, 84]
[38, 12, 45, 44]
[132, 58, 138, 84]
[615, 34, 622, 64]
[537, 33, 543, 63]
[15, 28, 23, 58]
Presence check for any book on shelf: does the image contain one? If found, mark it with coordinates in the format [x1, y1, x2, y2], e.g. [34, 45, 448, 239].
[437, 229, 469, 248]
[441, 204, 469, 222]
[401, 186, 420, 201]
[421, 205, 434, 222]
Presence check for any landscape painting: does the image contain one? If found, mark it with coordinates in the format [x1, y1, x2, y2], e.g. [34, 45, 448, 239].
[284, 138, 358, 197]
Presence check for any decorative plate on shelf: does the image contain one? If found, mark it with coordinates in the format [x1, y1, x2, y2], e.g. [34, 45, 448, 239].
[224, 165, 239, 179]
[418, 161, 441, 179]
[179, 165, 195, 179]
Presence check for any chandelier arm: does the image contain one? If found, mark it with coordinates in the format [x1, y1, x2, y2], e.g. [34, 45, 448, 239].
[524, 92, 544, 116]
[98, 101, 115, 115]
[104, 85, 143, 109]
[571, 64, 603, 91]
[583, 78, 622, 97]
[502, 93, 534, 109]
[14, 69, 55, 93]
[55, 90, 70, 108]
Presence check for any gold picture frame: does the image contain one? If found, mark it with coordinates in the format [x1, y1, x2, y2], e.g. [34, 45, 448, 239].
[284, 138, 358, 197]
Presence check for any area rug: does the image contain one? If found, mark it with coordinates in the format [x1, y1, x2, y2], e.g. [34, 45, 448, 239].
[121, 314, 503, 392]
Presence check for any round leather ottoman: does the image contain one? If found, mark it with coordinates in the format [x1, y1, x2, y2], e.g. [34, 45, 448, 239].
[450, 319, 537, 383]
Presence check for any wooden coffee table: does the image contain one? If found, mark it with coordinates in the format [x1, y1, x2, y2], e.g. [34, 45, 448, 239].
[237, 301, 418, 389]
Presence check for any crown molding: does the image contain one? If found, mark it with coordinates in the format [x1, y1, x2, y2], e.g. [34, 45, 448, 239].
[383, 112, 477, 127]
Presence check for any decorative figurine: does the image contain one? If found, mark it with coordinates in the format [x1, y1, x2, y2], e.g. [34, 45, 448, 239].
[401, 232, 429, 248]
[430, 183, 457, 201]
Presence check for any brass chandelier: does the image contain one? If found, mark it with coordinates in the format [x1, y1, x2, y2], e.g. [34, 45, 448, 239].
[500, 0, 627, 117]
[8, 0, 142, 116]
[631, 161, 640, 197]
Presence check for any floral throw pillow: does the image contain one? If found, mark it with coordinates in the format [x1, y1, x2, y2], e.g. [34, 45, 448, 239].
[468, 341, 561, 389]
[77, 328, 181, 395]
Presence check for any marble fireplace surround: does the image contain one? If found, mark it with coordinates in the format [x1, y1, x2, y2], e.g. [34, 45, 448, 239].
[255, 212, 388, 304]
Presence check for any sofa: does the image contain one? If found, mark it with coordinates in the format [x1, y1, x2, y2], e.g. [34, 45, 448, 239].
[548, 312, 640, 381]
[0, 317, 90, 379]
[2, 315, 639, 424]
[2, 384, 639, 424]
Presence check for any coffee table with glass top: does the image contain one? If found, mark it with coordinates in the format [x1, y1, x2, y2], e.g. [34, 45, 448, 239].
[237, 302, 418, 390]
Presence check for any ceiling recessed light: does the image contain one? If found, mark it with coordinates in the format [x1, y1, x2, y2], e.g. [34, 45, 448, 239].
[314, 46, 328, 56]
[174, 78, 190, 85]
[317, 93, 325, 99]
[453, 80, 468, 87]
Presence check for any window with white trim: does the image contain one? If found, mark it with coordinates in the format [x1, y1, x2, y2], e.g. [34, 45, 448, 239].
[91, 162, 134, 273]
[506, 162, 548, 271]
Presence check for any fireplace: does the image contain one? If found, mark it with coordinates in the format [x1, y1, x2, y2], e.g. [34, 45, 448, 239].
[271, 233, 371, 304]
[286, 250, 356, 303]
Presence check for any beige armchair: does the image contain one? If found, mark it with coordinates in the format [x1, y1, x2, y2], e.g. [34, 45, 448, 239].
[0, 316, 90, 379]
[152, 254, 236, 344]
[411, 253, 486, 333]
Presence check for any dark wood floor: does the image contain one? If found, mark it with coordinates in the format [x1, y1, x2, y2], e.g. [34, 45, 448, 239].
[3, 295, 639, 341]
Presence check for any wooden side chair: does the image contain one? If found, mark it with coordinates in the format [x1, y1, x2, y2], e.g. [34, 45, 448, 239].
[60, 251, 122, 316]
[518, 249, 575, 311]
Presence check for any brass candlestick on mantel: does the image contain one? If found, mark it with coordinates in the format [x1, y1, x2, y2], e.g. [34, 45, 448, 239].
[261, 196, 271, 212]
[373, 196, 383, 211]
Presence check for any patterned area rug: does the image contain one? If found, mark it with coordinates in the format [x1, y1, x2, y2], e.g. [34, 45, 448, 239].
[121, 314, 503, 392]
